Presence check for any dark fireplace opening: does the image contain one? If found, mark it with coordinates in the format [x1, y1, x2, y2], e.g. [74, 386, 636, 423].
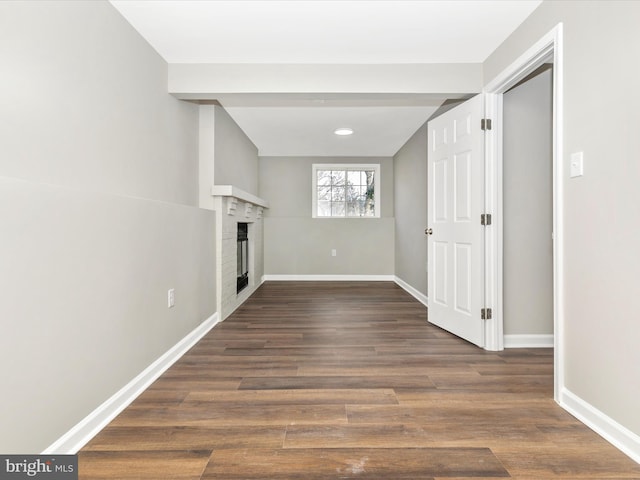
[237, 223, 249, 293]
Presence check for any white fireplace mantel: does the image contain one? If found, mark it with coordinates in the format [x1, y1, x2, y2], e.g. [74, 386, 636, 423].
[210, 184, 267, 320]
[211, 185, 269, 209]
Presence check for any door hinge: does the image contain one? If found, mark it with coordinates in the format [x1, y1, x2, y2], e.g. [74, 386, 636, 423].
[481, 308, 493, 320]
[481, 118, 493, 131]
[481, 213, 492, 226]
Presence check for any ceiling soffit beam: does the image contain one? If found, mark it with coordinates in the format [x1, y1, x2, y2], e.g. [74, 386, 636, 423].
[168, 63, 482, 100]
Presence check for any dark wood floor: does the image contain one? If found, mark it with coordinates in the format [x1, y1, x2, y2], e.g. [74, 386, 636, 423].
[80, 282, 640, 479]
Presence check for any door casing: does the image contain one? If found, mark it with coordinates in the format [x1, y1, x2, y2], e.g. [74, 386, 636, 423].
[483, 23, 564, 402]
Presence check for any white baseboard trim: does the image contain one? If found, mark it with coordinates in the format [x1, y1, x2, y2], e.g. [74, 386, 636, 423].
[504, 334, 554, 348]
[393, 276, 428, 307]
[263, 274, 395, 281]
[42, 312, 220, 454]
[560, 387, 640, 464]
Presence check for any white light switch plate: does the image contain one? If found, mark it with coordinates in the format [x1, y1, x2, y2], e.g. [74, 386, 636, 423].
[570, 152, 584, 178]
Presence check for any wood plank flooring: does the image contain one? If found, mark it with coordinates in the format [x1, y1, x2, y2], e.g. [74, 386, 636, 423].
[80, 281, 640, 479]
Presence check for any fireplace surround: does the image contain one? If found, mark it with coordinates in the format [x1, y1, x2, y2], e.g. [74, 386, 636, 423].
[211, 185, 268, 320]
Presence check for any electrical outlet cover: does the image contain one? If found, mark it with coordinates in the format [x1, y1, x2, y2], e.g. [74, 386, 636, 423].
[570, 152, 584, 178]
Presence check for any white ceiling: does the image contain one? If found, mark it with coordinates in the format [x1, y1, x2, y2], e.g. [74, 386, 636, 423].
[110, 0, 542, 157]
[225, 105, 441, 157]
[110, 1, 541, 64]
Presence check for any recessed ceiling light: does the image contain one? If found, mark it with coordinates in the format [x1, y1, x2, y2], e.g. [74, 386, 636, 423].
[334, 127, 354, 136]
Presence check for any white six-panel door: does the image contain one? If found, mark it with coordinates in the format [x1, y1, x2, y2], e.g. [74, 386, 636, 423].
[427, 95, 485, 347]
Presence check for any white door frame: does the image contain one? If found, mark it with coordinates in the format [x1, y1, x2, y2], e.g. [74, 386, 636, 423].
[483, 24, 564, 402]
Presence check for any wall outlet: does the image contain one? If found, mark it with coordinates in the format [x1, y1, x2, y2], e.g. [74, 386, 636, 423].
[168, 288, 175, 308]
[331, 249, 337, 257]
[570, 151, 584, 178]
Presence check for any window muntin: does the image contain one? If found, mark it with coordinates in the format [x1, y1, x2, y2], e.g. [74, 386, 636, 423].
[312, 164, 380, 218]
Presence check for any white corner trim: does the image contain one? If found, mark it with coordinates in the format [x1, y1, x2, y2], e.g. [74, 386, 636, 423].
[42, 313, 220, 454]
[560, 387, 640, 464]
[393, 276, 428, 308]
[262, 274, 394, 282]
[483, 22, 565, 399]
[503, 334, 554, 348]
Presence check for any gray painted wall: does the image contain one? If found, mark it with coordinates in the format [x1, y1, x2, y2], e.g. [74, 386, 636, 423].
[214, 106, 260, 196]
[260, 157, 394, 276]
[503, 68, 553, 335]
[393, 124, 428, 295]
[485, 0, 640, 435]
[0, 1, 215, 452]
[199, 104, 260, 207]
[0, 1, 199, 206]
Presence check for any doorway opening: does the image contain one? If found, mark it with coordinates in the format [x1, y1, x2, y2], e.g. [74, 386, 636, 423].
[502, 64, 554, 347]
[484, 23, 564, 401]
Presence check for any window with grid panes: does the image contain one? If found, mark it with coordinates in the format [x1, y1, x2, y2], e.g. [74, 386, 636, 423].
[312, 164, 380, 218]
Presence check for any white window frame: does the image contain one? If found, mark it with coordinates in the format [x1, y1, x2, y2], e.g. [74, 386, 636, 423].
[312, 164, 381, 218]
